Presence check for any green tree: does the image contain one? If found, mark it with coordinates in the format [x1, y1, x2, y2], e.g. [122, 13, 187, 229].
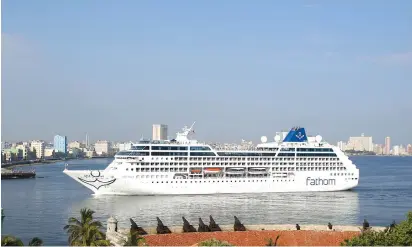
[27, 148, 37, 160]
[28, 237, 44, 246]
[1, 235, 43, 246]
[123, 231, 147, 246]
[53, 151, 67, 159]
[63, 208, 111, 246]
[341, 211, 412, 246]
[198, 238, 233, 246]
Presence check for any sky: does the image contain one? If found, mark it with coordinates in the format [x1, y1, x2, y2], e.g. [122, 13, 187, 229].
[1, 0, 412, 145]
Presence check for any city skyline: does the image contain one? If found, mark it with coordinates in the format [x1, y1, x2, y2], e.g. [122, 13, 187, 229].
[2, 1, 412, 144]
[2, 129, 412, 149]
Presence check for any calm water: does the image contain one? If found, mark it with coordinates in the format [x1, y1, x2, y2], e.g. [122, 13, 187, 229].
[1, 156, 412, 245]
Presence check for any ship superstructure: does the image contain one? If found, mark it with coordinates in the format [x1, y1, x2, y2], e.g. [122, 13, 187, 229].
[64, 123, 359, 195]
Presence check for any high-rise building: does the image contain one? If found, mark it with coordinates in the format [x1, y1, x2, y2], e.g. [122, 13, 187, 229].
[152, 124, 168, 140]
[346, 133, 373, 151]
[407, 144, 412, 155]
[373, 144, 383, 155]
[30, 140, 45, 159]
[54, 135, 68, 153]
[393, 145, 400, 156]
[85, 133, 90, 148]
[94, 140, 112, 155]
[385, 137, 391, 155]
[337, 141, 347, 151]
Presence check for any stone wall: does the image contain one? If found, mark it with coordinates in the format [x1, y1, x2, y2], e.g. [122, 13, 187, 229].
[105, 216, 386, 246]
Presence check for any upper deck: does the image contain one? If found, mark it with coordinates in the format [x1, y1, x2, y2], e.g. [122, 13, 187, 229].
[114, 125, 337, 158]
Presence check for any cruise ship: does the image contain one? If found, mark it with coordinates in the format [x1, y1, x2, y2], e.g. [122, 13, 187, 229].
[63, 123, 359, 195]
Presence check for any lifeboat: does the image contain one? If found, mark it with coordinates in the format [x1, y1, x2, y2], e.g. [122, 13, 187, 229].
[248, 167, 269, 175]
[227, 167, 245, 171]
[204, 168, 222, 174]
[190, 168, 202, 174]
[225, 167, 246, 175]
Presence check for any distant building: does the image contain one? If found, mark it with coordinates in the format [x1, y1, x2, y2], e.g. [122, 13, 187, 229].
[118, 142, 133, 151]
[68, 141, 84, 150]
[85, 150, 95, 158]
[44, 148, 55, 157]
[337, 141, 347, 151]
[94, 140, 111, 156]
[384, 137, 391, 155]
[30, 140, 45, 159]
[407, 144, 412, 155]
[54, 135, 68, 153]
[393, 145, 400, 156]
[152, 124, 168, 140]
[346, 134, 373, 151]
[399, 145, 407, 155]
[373, 144, 383, 155]
[15, 144, 30, 160]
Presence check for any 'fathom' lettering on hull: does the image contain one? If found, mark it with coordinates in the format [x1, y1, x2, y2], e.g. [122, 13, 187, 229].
[306, 177, 336, 186]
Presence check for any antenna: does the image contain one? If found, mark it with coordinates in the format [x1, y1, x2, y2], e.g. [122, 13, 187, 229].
[189, 121, 196, 131]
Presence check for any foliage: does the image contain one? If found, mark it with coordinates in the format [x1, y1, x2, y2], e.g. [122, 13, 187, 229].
[341, 211, 412, 246]
[1, 235, 24, 246]
[1, 235, 43, 246]
[123, 231, 147, 246]
[63, 207, 111, 246]
[198, 238, 233, 246]
[266, 235, 280, 246]
[27, 148, 37, 160]
[53, 151, 67, 159]
[28, 237, 44, 246]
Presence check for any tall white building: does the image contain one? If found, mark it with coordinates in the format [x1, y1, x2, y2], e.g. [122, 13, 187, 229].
[407, 144, 412, 155]
[346, 133, 373, 151]
[152, 124, 168, 140]
[373, 144, 383, 155]
[393, 145, 400, 156]
[337, 141, 347, 151]
[94, 140, 111, 156]
[118, 142, 133, 151]
[30, 140, 45, 159]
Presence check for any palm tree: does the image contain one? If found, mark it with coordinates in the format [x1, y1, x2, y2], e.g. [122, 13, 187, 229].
[28, 237, 44, 246]
[1, 235, 43, 246]
[64, 207, 111, 246]
[1, 235, 24, 246]
[122, 231, 147, 246]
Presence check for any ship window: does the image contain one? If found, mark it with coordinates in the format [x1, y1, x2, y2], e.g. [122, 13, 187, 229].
[190, 146, 211, 151]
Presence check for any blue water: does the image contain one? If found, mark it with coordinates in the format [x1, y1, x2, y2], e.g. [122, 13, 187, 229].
[1, 156, 412, 245]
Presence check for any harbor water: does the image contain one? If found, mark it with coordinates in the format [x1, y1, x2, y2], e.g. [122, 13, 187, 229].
[1, 156, 412, 245]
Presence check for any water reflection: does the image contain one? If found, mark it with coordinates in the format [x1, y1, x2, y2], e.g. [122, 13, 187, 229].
[72, 191, 360, 229]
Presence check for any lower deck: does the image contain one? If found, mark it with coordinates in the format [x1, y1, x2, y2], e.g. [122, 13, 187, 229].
[64, 169, 360, 195]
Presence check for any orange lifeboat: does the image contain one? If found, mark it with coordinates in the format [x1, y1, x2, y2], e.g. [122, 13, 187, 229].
[204, 168, 222, 174]
[190, 168, 202, 174]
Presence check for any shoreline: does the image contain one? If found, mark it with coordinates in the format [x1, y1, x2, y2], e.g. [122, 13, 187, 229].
[2, 157, 113, 169]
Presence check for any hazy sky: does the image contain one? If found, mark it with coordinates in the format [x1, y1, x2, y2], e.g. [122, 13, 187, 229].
[2, 0, 412, 145]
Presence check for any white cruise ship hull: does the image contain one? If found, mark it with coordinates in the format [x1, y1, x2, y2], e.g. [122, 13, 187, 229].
[63, 125, 360, 196]
[63, 169, 359, 196]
